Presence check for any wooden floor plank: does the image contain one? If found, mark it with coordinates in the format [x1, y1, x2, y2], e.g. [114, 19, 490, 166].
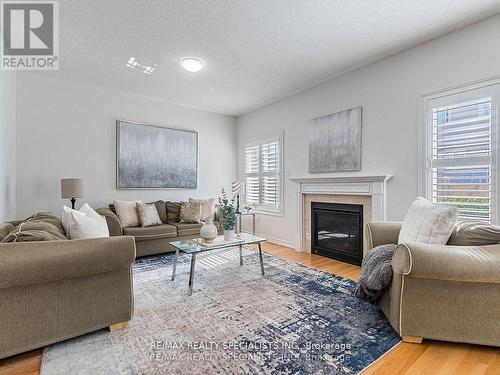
[1, 241, 498, 375]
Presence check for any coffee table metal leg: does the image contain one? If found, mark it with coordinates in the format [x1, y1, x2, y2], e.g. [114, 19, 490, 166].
[258, 242, 264, 275]
[239, 244, 243, 266]
[188, 253, 196, 295]
[171, 248, 179, 281]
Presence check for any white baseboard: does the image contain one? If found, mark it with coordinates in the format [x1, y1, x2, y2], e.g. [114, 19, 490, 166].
[241, 231, 297, 250]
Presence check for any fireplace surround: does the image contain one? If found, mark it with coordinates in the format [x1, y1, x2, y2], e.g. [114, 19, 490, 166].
[311, 202, 363, 265]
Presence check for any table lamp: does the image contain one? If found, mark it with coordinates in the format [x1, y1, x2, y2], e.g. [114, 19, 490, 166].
[61, 178, 84, 209]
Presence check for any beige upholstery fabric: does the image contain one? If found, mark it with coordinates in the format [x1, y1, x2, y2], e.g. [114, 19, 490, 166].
[151, 200, 167, 223]
[170, 222, 203, 236]
[189, 198, 215, 220]
[114, 200, 142, 228]
[123, 224, 177, 242]
[136, 203, 162, 228]
[2, 220, 67, 243]
[366, 221, 500, 347]
[180, 202, 202, 223]
[398, 197, 458, 245]
[0, 236, 135, 359]
[166, 201, 183, 223]
[448, 221, 500, 246]
[0, 223, 14, 241]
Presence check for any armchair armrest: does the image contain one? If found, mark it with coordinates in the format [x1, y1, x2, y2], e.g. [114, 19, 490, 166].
[96, 207, 123, 236]
[393, 242, 500, 283]
[0, 236, 136, 289]
[365, 221, 402, 250]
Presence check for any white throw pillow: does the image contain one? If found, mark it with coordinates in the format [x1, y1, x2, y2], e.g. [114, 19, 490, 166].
[62, 203, 109, 239]
[189, 198, 215, 221]
[398, 197, 458, 245]
[71, 210, 109, 239]
[114, 200, 142, 227]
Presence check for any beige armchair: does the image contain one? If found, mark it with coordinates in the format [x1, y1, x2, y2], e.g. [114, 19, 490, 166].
[366, 222, 500, 347]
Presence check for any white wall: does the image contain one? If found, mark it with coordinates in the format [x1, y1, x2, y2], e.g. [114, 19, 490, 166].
[16, 75, 237, 217]
[237, 14, 500, 246]
[0, 71, 16, 221]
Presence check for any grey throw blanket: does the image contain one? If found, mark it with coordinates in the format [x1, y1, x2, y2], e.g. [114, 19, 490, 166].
[355, 244, 396, 302]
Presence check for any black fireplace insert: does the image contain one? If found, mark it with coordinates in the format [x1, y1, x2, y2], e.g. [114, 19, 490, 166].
[311, 202, 363, 266]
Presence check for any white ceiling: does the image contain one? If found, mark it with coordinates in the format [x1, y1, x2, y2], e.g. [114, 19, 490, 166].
[36, 0, 500, 116]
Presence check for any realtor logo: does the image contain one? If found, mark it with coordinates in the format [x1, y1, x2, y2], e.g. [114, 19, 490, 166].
[1, 1, 59, 70]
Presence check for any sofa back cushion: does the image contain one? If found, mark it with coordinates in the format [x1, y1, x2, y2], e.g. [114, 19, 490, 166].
[398, 197, 458, 245]
[166, 201, 183, 223]
[150, 200, 167, 223]
[448, 221, 500, 246]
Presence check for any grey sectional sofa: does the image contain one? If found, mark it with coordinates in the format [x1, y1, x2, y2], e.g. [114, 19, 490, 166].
[97, 202, 221, 257]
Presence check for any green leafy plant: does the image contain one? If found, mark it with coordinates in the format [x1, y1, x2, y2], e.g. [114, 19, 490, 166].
[218, 188, 236, 231]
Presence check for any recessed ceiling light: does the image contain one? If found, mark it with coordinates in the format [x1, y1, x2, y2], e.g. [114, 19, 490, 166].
[126, 57, 157, 75]
[180, 57, 204, 72]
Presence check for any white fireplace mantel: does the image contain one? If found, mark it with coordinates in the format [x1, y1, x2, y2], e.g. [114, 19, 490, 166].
[290, 175, 393, 251]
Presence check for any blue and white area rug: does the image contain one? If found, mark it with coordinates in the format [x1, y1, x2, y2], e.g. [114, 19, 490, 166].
[41, 247, 400, 374]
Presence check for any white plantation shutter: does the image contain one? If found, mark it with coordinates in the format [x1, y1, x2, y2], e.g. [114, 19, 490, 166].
[244, 133, 282, 212]
[425, 85, 499, 223]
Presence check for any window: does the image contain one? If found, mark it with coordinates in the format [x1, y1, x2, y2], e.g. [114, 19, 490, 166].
[422, 82, 499, 223]
[244, 132, 282, 214]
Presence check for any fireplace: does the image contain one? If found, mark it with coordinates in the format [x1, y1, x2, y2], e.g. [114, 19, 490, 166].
[311, 202, 363, 265]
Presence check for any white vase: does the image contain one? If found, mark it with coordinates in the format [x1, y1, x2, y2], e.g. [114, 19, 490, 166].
[200, 217, 218, 242]
[224, 229, 235, 242]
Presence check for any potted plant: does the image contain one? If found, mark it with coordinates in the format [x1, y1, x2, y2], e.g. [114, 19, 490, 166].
[218, 188, 237, 241]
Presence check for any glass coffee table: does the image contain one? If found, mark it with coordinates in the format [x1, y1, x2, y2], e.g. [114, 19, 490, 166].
[170, 233, 267, 295]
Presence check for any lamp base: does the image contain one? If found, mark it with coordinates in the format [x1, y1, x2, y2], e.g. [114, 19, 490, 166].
[70, 198, 76, 209]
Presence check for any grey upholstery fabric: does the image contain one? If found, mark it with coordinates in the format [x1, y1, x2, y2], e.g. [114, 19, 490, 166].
[96, 208, 123, 236]
[169, 222, 203, 236]
[150, 200, 167, 223]
[123, 224, 177, 241]
[0, 235, 135, 359]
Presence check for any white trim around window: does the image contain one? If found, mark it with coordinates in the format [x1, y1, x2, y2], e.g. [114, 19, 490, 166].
[419, 76, 500, 224]
[243, 130, 284, 216]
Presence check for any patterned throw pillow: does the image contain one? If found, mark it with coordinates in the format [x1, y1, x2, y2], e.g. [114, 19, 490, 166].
[136, 203, 162, 228]
[180, 202, 202, 223]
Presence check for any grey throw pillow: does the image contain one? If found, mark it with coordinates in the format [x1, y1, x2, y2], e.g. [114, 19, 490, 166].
[136, 203, 162, 228]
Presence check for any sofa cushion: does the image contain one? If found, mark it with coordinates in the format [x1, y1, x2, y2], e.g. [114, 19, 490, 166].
[123, 224, 177, 242]
[398, 197, 458, 245]
[180, 202, 202, 223]
[166, 201, 183, 223]
[170, 222, 203, 236]
[136, 203, 162, 227]
[189, 198, 215, 221]
[0, 223, 14, 241]
[448, 221, 500, 246]
[114, 200, 142, 228]
[150, 200, 167, 223]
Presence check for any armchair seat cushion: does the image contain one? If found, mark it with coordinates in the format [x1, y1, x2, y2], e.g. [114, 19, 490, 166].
[123, 224, 177, 242]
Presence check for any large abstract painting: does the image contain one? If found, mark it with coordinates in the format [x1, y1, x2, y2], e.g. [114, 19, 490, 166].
[308, 107, 362, 173]
[116, 120, 197, 189]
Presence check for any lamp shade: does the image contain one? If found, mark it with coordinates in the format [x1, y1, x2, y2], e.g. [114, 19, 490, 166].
[61, 178, 84, 199]
[232, 181, 244, 196]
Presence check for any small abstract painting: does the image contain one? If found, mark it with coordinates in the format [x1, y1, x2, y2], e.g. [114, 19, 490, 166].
[116, 120, 197, 189]
[309, 107, 362, 173]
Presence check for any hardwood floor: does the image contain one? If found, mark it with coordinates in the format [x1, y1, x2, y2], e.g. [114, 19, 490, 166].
[1, 241, 499, 375]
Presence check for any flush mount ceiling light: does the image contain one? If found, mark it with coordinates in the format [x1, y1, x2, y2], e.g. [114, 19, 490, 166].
[180, 57, 204, 72]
